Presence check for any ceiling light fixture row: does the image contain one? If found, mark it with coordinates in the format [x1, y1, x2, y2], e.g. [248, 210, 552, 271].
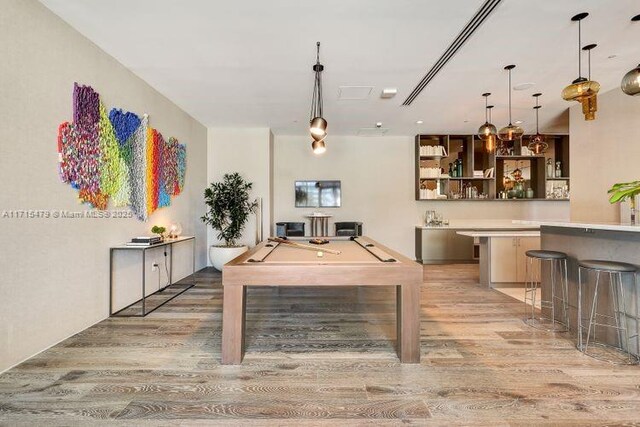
[309, 42, 327, 154]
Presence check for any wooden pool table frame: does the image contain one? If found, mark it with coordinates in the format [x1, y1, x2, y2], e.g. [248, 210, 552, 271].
[221, 236, 422, 364]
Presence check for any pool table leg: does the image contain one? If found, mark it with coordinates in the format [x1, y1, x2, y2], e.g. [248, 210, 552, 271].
[222, 285, 246, 364]
[396, 283, 421, 363]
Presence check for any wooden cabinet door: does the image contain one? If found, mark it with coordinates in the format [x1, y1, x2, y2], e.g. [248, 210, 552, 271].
[516, 237, 541, 283]
[490, 237, 518, 283]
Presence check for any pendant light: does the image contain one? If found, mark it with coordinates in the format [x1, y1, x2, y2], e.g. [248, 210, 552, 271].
[309, 42, 327, 154]
[561, 13, 600, 120]
[498, 65, 524, 141]
[478, 92, 497, 141]
[528, 93, 548, 155]
[621, 14, 640, 96]
[485, 105, 496, 153]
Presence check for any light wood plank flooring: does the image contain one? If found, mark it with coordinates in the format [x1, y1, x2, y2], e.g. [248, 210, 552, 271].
[1, 264, 640, 425]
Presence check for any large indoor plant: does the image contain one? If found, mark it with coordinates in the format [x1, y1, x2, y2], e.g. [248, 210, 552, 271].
[202, 172, 258, 270]
[608, 180, 640, 224]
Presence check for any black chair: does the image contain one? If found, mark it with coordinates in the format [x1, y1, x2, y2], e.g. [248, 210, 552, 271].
[335, 221, 363, 237]
[276, 222, 305, 237]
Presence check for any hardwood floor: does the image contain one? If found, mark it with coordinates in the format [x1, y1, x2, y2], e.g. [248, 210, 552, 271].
[2, 264, 640, 425]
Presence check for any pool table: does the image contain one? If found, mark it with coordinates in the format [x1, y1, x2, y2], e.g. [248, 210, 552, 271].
[221, 236, 422, 364]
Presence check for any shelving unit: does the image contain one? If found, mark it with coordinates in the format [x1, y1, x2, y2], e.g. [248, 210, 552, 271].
[415, 134, 570, 201]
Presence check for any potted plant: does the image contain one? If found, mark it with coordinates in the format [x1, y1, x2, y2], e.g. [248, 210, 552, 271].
[202, 172, 258, 270]
[151, 225, 166, 240]
[608, 180, 640, 224]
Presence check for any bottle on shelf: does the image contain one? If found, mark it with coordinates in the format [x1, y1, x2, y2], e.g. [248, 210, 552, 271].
[450, 162, 456, 178]
[555, 161, 562, 178]
[456, 158, 463, 178]
[546, 158, 553, 178]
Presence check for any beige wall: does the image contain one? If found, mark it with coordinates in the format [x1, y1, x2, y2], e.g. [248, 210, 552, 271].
[0, 0, 208, 372]
[570, 87, 640, 222]
[207, 128, 273, 253]
[274, 135, 569, 257]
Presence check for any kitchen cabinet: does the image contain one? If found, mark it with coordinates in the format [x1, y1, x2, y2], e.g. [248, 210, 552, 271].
[490, 236, 540, 284]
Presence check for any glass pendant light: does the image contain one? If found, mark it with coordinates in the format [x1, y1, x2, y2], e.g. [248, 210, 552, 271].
[485, 105, 496, 153]
[561, 13, 600, 120]
[621, 14, 640, 96]
[498, 65, 524, 141]
[478, 92, 497, 140]
[528, 93, 548, 155]
[309, 42, 327, 153]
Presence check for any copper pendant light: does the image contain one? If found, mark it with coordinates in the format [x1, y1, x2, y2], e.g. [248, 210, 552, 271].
[561, 13, 600, 120]
[528, 93, 548, 155]
[478, 92, 497, 141]
[621, 14, 640, 96]
[309, 42, 327, 154]
[498, 65, 524, 141]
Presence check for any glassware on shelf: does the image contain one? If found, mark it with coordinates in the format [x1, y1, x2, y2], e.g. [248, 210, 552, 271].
[546, 158, 554, 178]
[555, 161, 562, 178]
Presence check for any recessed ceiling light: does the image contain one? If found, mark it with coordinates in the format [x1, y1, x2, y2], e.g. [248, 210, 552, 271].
[513, 82, 535, 91]
[376, 122, 383, 128]
[608, 54, 618, 59]
[514, 120, 524, 124]
[416, 120, 424, 124]
[463, 120, 469, 123]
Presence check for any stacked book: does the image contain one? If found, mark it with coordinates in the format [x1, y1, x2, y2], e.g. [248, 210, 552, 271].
[125, 236, 162, 246]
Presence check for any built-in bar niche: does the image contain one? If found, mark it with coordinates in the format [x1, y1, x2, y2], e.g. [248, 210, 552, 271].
[415, 134, 569, 201]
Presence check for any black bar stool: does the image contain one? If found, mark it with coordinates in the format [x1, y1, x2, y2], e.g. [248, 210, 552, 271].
[524, 250, 569, 332]
[578, 260, 639, 364]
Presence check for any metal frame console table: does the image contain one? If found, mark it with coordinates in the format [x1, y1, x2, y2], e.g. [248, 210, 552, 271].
[109, 236, 196, 317]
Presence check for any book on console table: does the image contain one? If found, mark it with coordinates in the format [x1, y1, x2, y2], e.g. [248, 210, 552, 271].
[126, 236, 162, 246]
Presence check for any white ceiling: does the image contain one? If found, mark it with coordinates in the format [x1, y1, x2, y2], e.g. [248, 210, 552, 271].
[40, 0, 639, 136]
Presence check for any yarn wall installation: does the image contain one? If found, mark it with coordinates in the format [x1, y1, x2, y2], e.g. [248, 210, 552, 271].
[57, 83, 187, 220]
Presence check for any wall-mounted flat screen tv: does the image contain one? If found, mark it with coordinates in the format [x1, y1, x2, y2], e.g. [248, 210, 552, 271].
[295, 180, 341, 208]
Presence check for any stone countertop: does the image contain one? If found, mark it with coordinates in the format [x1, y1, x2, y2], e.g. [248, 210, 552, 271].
[415, 219, 541, 230]
[518, 220, 640, 233]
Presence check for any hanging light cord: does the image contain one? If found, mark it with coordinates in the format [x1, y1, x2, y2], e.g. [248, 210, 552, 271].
[310, 42, 323, 120]
[507, 68, 512, 125]
[484, 95, 489, 122]
[587, 48, 591, 80]
[578, 19, 582, 78]
[535, 99, 540, 134]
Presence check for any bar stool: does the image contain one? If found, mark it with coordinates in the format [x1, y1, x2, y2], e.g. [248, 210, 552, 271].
[577, 260, 639, 364]
[523, 250, 569, 332]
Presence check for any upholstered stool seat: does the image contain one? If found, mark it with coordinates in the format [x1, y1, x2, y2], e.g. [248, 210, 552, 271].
[578, 260, 636, 273]
[526, 250, 567, 260]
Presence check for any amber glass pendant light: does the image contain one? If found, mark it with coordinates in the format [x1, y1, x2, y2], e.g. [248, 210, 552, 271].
[621, 14, 640, 96]
[562, 13, 600, 120]
[485, 105, 497, 153]
[309, 42, 327, 154]
[498, 65, 524, 141]
[478, 92, 497, 142]
[528, 93, 548, 155]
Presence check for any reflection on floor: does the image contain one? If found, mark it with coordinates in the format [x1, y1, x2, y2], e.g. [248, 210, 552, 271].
[496, 286, 541, 308]
[1, 264, 639, 424]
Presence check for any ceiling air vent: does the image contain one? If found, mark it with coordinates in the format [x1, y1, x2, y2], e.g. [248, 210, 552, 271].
[338, 86, 373, 100]
[357, 127, 389, 137]
[402, 0, 503, 106]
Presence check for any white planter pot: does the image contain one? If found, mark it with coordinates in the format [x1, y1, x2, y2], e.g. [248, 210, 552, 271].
[209, 245, 248, 271]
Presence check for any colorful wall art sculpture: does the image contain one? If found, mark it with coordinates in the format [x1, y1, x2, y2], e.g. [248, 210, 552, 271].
[57, 83, 186, 221]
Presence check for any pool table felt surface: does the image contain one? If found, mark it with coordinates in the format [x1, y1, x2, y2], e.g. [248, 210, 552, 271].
[247, 239, 381, 263]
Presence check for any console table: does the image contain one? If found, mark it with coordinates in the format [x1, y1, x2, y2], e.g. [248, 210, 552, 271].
[109, 236, 196, 317]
